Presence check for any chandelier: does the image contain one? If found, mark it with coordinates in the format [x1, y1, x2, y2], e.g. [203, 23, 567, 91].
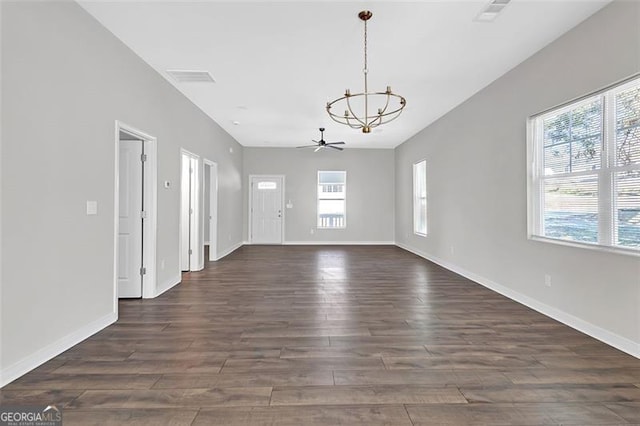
[326, 10, 406, 134]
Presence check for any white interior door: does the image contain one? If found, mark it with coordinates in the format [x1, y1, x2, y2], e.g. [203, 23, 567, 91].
[118, 140, 143, 298]
[189, 158, 199, 269]
[205, 161, 218, 261]
[251, 176, 283, 244]
[180, 152, 200, 271]
[180, 154, 191, 271]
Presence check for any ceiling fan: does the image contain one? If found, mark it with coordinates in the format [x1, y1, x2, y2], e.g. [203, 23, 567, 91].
[296, 128, 345, 152]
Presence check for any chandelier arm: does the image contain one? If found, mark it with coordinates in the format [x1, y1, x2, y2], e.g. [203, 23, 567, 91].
[378, 107, 405, 125]
[369, 92, 392, 126]
[380, 96, 391, 115]
[367, 117, 383, 129]
[327, 111, 365, 129]
[345, 95, 367, 127]
[345, 115, 365, 129]
[327, 113, 350, 126]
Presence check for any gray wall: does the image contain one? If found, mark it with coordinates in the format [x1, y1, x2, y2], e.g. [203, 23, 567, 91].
[395, 1, 640, 349]
[1, 1, 243, 378]
[244, 148, 395, 243]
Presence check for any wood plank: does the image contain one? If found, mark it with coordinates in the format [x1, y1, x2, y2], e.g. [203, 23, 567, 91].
[0, 390, 82, 407]
[603, 402, 640, 423]
[533, 355, 640, 369]
[68, 388, 272, 408]
[4, 374, 160, 390]
[63, 409, 198, 426]
[460, 384, 640, 403]
[334, 369, 511, 386]
[503, 368, 640, 385]
[51, 359, 225, 374]
[153, 371, 334, 389]
[280, 345, 429, 358]
[192, 405, 413, 426]
[127, 349, 281, 361]
[383, 355, 543, 370]
[221, 357, 385, 373]
[270, 385, 467, 406]
[406, 402, 629, 425]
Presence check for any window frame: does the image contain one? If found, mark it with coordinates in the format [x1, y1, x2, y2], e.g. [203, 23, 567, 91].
[317, 170, 347, 230]
[413, 160, 427, 236]
[527, 74, 640, 257]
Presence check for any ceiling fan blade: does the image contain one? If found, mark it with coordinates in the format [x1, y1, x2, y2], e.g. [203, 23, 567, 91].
[314, 146, 323, 152]
[296, 144, 319, 148]
[312, 140, 319, 143]
[327, 141, 346, 145]
[327, 145, 344, 151]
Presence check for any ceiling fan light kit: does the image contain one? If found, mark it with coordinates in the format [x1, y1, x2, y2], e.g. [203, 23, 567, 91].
[326, 10, 406, 134]
[297, 128, 346, 152]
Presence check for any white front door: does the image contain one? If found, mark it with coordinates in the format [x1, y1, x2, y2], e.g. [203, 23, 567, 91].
[251, 176, 283, 244]
[118, 140, 143, 298]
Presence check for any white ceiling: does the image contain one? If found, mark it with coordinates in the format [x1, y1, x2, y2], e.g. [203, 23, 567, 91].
[78, 0, 610, 149]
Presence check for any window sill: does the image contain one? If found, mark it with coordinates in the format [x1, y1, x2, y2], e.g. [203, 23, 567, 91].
[317, 227, 346, 230]
[414, 232, 427, 237]
[529, 235, 640, 258]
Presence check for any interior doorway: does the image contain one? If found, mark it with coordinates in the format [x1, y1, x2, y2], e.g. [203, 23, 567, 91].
[203, 160, 218, 261]
[180, 150, 202, 271]
[115, 122, 157, 301]
[249, 175, 285, 244]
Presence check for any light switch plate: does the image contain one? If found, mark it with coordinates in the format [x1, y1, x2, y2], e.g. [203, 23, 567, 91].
[86, 201, 98, 215]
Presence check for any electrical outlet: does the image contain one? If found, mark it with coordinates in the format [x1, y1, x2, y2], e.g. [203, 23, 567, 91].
[310, 228, 315, 235]
[545, 274, 552, 287]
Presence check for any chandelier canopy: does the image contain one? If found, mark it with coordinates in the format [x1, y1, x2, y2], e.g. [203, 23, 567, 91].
[326, 10, 406, 134]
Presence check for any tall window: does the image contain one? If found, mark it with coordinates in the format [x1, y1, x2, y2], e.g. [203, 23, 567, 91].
[413, 160, 427, 236]
[318, 171, 346, 229]
[528, 76, 640, 254]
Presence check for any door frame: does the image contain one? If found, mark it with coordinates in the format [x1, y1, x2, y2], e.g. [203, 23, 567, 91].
[203, 159, 218, 261]
[113, 121, 157, 306]
[248, 174, 286, 244]
[180, 149, 202, 271]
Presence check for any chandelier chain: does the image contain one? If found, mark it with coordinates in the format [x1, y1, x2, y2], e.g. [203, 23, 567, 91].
[364, 18, 368, 73]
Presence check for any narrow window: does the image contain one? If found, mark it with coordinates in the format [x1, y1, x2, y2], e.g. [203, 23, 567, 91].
[318, 171, 346, 229]
[413, 160, 427, 236]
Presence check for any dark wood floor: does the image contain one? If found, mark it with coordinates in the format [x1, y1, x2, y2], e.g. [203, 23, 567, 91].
[2, 245, 640, 425]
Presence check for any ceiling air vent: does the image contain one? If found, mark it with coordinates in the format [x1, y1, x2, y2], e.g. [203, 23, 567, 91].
[166, 70, 215, 84]
[474, 0, 511, 22]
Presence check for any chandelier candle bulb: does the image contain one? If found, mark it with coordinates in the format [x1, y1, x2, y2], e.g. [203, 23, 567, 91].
[326, 10, 406, 134]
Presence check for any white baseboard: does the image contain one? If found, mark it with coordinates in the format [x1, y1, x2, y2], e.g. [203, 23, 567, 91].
[215, 241, 244, 261]
[283, 241, 395, 245]
[396, 242, 640, 359]
[0, 311, 117, 387]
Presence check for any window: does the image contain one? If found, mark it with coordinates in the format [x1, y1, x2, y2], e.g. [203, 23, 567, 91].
[257, 181, 277, 190]
[413, 160, 427, 236]
[318, 171, 346, 228]
[528, 76, 640, 254]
